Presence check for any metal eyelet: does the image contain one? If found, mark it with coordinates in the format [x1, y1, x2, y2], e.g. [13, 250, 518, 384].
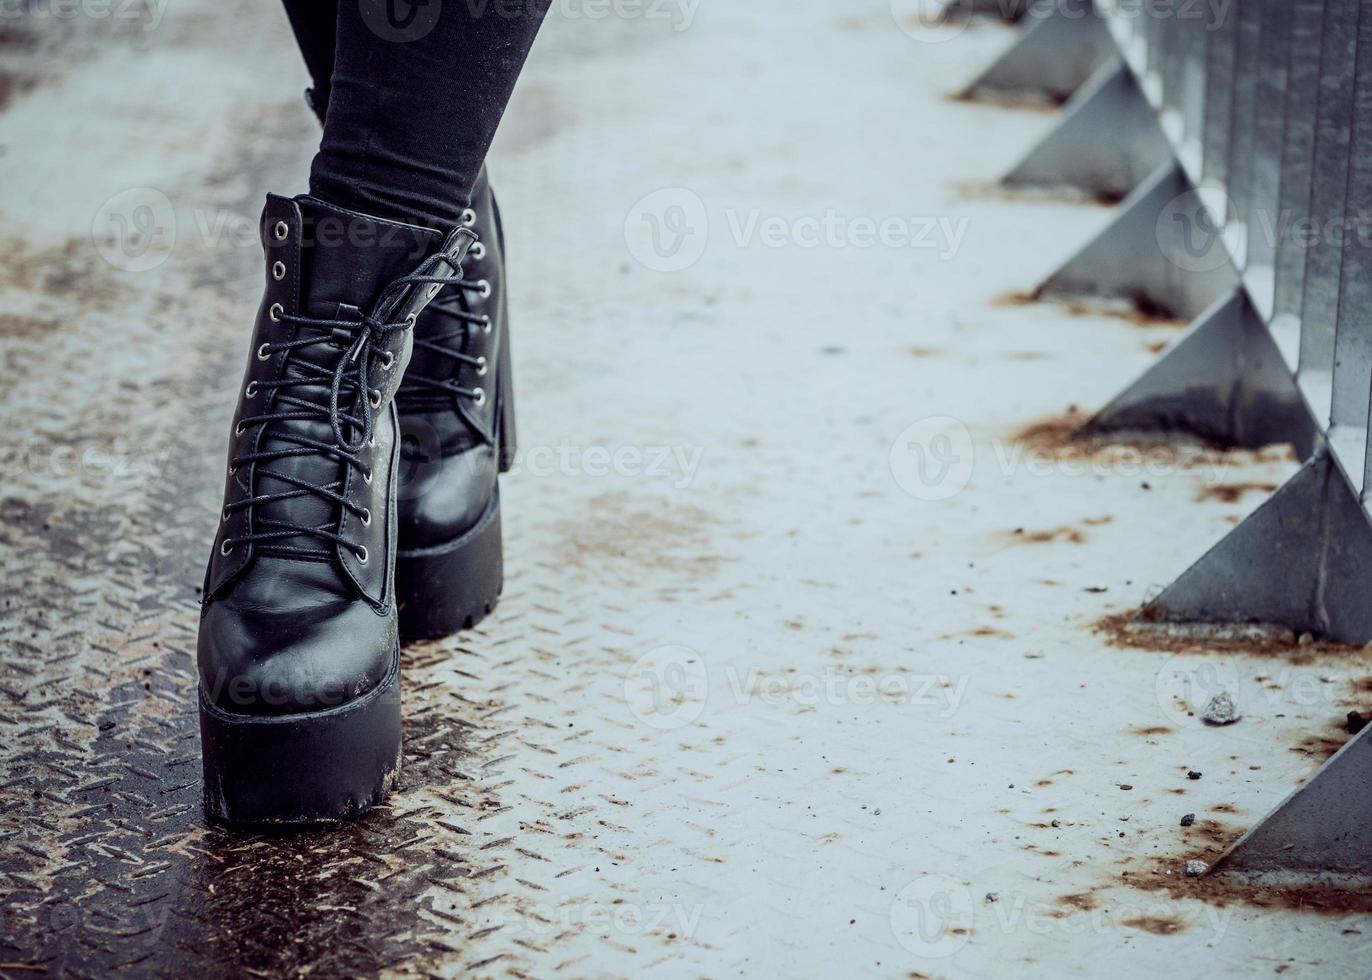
[228, 465, 237, 476]
[470, 241, 486, 260]
[475, 356, 488, 377]
[355, 545, 368, 564]
[257, 343, 272, 361]
[404, 313, 417, 329]
[477, 279, 491, 299]
[221, 507, 230, 523]
[234, 422, 246, 436]
[360, 508, 371, 527]
[426, 283, 441, 299]
[379, 350, 395, 370]
[245, 381, 258, 397]
[269, 303, 283, 322]
[472, 387, 486, 407]
[368, 435, 376, 449]
[363, 469, 373, 486]
[368, 388, 382, 409]
[273, 220, 289, 241]
[481, 315, 492, 335]
[220, 540, 234, 556]
[272, 260, 286, 281]
[460, 208, 477, 227]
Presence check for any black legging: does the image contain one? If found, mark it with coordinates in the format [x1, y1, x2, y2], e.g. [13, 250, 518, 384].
[281, 0, 549, 228]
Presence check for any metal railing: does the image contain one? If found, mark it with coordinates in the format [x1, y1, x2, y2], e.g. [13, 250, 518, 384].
[958, 0, 1372, 881]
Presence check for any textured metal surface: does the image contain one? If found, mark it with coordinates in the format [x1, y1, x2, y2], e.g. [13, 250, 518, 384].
[5, 1, 1372, 974]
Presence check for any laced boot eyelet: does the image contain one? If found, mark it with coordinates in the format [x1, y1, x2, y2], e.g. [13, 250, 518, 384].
[234, 422, 246, 436]
[475, 356, 488, 377]
[355, 545, 369, 564]
[220, 539, 234, 556]
[228, 465, 237, 476]
[221, 506, 231, 523]
[272, 260, 286, 281]
[363, 469, 373, 486]
[404, 313, 417, 329]
[379, 350, 395, 370]
[481, 314, 492, 335]
[472, 387, 486, 407]
[273, 220, 289, 241]
[470, 241, 486, 260]
[269, 303, 283, 322]
[245, 381, 258, 397]
[257, 343, 272, 361]
[360, 508, 371, 527]
[369, 388, 382, 409]
[460, 208, 477, 228]
[477, 279, 491, 299]
[426, 283, 441, 299]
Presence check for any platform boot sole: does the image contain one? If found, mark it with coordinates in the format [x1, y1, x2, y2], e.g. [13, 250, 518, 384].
[199, 646, 403, 826]
[396, 284, 514, 640]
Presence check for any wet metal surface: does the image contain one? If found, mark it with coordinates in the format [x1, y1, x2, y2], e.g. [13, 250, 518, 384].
[3, 2, 1372, 977]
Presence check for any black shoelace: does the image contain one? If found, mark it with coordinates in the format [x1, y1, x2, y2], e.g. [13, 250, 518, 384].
[395, 273, 493, 411]
[221, 255, 461, 563]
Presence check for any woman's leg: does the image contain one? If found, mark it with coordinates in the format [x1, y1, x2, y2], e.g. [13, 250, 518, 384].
[280, 0, 338, 123]
[295, 0, 549, 225]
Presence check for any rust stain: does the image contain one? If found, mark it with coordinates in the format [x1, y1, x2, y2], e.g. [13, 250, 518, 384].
[1195, 482, 1277, 504]
[1094, 610, 1364, 665]
[1120, 915, 1186, 935]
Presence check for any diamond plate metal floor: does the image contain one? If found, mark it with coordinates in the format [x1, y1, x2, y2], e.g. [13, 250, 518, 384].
[3, 2, 1372, 978]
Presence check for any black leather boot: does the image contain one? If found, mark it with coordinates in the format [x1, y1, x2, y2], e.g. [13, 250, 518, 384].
[393, 169, 516, 639]
[198, 195, 474, 825]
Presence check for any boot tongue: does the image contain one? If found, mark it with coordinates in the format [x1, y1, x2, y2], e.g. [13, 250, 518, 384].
[252, 199, 442, 562]
[296, 196, 442, 325]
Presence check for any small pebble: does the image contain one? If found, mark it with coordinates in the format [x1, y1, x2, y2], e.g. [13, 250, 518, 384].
[1184, 859, 1208, 877]
[1119, 784, 1133, 791]
[1050, 819, 1061, 828]
[1298, 631, 1315, 646]
[1200, 691, 1241, 725]
[1180, 813, 1195, 827]
[985, 893, 998, 903]
[1187, 770, 1202, 780]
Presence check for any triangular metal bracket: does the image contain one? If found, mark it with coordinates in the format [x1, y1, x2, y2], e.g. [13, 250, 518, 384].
[1080, 289, 1321, 457]
[1215, 723, 1372, 876]
[1137, 450, 1372, 643]
[1002, 59, 1171, 202]
[1035, 162, 1240, 322]
[960, 3, 1117, 105]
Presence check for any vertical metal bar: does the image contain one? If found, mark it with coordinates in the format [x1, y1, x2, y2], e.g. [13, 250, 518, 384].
[1179, 7, 1207, 163]
[1331, 0, 1372, 432]
[1273, 1, 1330, 325]
[1302, 0, 1362, 381]
[1157, 6, 1185, 113]
[1244, 0, 1293, 312]
[1202, 0, 1238, 190]
[1227, 0, 1263, 237]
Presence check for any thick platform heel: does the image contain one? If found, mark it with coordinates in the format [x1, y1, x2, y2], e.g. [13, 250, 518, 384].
[396, 488, 504, 639]
[199, 648, 402, 826]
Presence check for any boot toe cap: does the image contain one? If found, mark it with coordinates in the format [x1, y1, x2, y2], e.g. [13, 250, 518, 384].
[198, 592, 396, 717]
